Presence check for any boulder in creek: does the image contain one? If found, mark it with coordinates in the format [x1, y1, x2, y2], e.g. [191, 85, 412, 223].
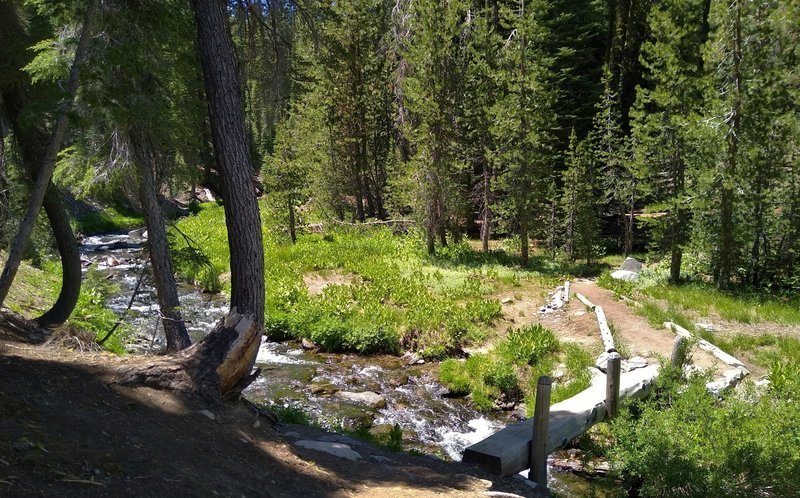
[337, 391, 387, 410]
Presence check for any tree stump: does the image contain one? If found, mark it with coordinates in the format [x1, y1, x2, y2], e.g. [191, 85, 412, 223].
[118, 310, 262, 402]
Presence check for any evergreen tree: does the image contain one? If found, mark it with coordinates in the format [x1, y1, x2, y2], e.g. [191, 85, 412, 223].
[403, 0, 468, 254]
[561, 129, 598, 263]
[631, 0, 709, 282]
[491, 0, 558, 266]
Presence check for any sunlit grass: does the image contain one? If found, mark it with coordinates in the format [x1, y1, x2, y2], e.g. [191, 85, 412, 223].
[172, 201, 549, 356]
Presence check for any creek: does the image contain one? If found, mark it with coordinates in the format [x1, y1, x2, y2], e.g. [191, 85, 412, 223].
[81, 230, 623, 496]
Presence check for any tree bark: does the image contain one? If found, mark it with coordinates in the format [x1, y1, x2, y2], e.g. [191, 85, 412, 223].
[130, 128, 191, 352]
[35, 186, 81, 327]
[520, 215, 529, 266]
[0, 119, 7, 231]
[717, 0, 742, 289]
[1, 84, 82, 329]
[0, 0, 94, 308]
[192, 0, 265, 329]
[288, 195, 296, 244]
[118, 311, 261, 402]
[481, 162, 491, 253]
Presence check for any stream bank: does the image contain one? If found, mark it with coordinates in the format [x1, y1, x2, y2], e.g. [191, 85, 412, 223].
[81, 229, 623, 496]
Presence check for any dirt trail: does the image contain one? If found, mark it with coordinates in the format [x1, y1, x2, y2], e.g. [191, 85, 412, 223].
[541, 280, 719, 370]
[0, 331, 535, 498]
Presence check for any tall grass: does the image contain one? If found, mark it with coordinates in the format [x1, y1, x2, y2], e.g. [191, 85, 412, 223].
[173, 202, 539, 356]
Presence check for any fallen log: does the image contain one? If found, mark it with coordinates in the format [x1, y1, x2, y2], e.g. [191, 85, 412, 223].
[575, 292, 594, 309]
[118, 310, 262, 402]
[574, 293, 615, 353]
[594, 306, 616, 353]
[463, 364, 659, 476]
[663, 322, 748, 370]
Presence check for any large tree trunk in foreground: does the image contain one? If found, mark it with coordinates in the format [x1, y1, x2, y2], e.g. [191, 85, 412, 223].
[123, 0, 267, 399]
[192, 0, 265, 329]
[119, 311, 261, 401]
[131, 128, 191, 352]
[0, 1, 94, 308]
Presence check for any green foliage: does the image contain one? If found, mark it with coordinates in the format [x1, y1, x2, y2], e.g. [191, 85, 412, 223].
[440, 324, 590, 412]
[174, 202, 526, 356]
[496, 324, 558, 366]
[610, 372, 800, 497]
[74, 206, 144, 235]
[67, 269, 127, 354]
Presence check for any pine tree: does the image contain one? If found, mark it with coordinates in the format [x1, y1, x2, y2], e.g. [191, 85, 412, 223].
[631, 0, 710, 281]
[403, 0, 468, 254]
[491, 0, 558, 266]
[561, 129, 598, 263]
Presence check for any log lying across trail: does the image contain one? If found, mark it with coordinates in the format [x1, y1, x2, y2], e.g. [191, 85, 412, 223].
[118, 310, 261, 402]
[664, 322, 750, 392]
[575, 293, 615, 353]
[463, 365, 659, 476]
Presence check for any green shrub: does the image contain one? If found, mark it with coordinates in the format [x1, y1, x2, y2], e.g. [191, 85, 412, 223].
[499, 324, 558, 365]
[610, 374, 800, 497]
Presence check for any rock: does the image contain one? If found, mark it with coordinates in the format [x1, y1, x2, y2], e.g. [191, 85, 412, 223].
[619, 257, 643, 273]
[695, 322, 715, 332]
[623, 356, 648, 372]
[610, 269, 639, 281]
[128, 227, 147, 239]
[301, 338, 317, 350]
[369, 455, 395, 464]
[402, 352, 420, 365]
[105, 256, 120, 267]
[501, 297, 514, 304]
[595, 352, 613, 372]
[295, 440, 362, 461]
[573, 310, 586, 316]
[337, 391, 387, 410]
[310, 382, 339, 395]
[198, 409, 216, 421]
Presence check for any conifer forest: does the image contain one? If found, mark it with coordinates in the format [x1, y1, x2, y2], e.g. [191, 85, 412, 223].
[2, 0, 799, 290]
[1, 0, 800, 497]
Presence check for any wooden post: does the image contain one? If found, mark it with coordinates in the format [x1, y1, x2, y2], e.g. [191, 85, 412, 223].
[528, 376, 551, 486]
[670, 336, 688, 368]
[563, 281, 570, 303]
[605, 353, 621, 419]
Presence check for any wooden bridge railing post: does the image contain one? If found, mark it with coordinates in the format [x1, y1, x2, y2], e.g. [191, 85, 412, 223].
[605, 353, 621, 419]
[529, 376, 551, 486]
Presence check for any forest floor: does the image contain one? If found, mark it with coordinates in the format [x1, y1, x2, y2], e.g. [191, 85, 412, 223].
[0, 319, 536, 498]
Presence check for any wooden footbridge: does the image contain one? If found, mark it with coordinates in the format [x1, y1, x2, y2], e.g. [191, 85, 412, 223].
[461, 283, 750, 484]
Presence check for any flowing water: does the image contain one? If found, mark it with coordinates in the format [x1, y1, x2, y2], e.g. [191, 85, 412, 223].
[83, 230, 622, 496]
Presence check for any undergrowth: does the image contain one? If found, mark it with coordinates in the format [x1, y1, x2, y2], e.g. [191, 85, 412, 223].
[172, 202, 552, 357]
[609, 354, 800, 497]
[439, 324, 592, 412]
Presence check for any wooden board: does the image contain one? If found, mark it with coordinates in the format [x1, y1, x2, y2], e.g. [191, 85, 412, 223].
[462, 365, 659, 476]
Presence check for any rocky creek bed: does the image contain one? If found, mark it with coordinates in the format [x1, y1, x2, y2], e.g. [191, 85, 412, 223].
[81, 230, 623, 496]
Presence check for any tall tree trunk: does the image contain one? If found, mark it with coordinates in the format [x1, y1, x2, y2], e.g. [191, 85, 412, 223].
[481, 162, 491, 253]
[288, 195, 296, 244]
[131, 128, 191, 352]
[717, 0, 742, 289]
[0, 1, 94, 308]
[1, 82, 81, 329]
[520, 215, 529, 266]
[192, 0, 265, 328]
[121, 0, 267, 401]
[0, 121, 8, 232]
[624, 186, 634, 256]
